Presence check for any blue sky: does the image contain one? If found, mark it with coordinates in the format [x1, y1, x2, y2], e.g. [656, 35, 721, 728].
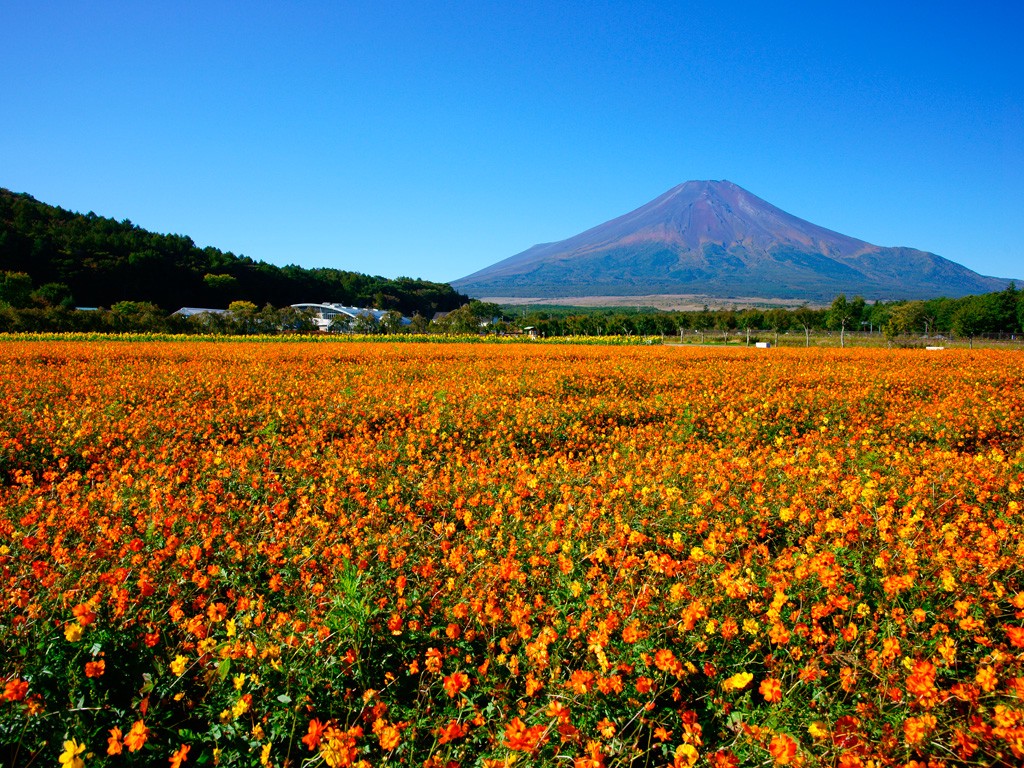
[2, 1, 1021, 284]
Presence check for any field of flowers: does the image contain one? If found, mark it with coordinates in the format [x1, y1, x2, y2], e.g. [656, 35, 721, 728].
[2, 340, 1023, 767]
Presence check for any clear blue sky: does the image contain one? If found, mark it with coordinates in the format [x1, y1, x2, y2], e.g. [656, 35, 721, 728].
[2, 1, 1021, 284]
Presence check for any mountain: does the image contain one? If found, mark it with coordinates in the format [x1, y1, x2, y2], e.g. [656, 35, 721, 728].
[453, 180, 1013, 302]
[0, 188, 467, 315]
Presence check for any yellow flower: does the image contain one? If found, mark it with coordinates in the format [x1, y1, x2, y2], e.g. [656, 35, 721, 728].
[722, 672, 754, 692]
[64, 623, 83, 642]
[232, 695, 251, 718]
[170, 655, 188, 676]
[674, 743, 699, 766]
[59, 739, 86, 768]
[808, 721, 829, 739]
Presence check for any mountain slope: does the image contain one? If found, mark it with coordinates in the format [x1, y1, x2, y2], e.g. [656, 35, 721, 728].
[0, 188, 467, 315]
[453, 181, 1013, 301]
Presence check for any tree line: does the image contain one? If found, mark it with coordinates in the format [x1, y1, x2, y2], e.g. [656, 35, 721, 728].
[2, 278, 1022, 340]
[509, 286, 1024, 342]
[0, 188, 467, 317]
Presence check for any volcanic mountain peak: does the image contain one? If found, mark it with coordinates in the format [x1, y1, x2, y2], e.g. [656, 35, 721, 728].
[557, 179, 868, 259]
[453, 180, 1013, 302]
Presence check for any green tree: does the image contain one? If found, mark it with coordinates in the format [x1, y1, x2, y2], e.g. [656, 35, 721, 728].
[866, 301, 891, 334]
[276, 305, 316, 334]
[714, 311, 737, 343]
[228, 300, 260, 334]
[0, 271, 33, 308]
[381, 310, 406, 334]
[738, 310, 763, 345]
[351, 311, 381, 334]
[827, 294, 864, 348]
[792, 305, 816, 347]
[691, 310, 713, 344]
[30, 282, 74, 309]
[110, 301, 166, 331]
[888, 301, 926, 336]
[204, 273, 238, 292]
[764, 308, 791, 346]
[993, 282, 1019, 332]
[408, 313, 431, 334]
[951, 302, 985, 348]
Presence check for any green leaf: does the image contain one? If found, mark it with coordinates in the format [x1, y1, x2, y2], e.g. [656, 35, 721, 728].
[276, 694, 292, 704]
[217, 657, 231, 681]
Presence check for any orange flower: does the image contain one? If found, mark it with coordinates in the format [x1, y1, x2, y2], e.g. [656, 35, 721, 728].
[85, 659, 106, 678]
[504, 716, 546, 752]
[906, 660, 938, 707]
[442, 671, 470, 698]
[319, 725, 362, 767]
[1007, 626, 1024, 647]
[107, 727, 124, 755]
[72, 602, 96, 627]
[437, 719, 468, 744]
[839, 666, 858, 692]
[425, 647, 443, 674]
[373, 718, 401, 751]
[546, 700, 571, 721]
[621, 620, 646, 643]
[169, 744, 191, 767]
[3, 679, 28, 702]
[975, 666, 997, 693]
[709, 750, 740, 767]
[124, 719, 149, 752]
[759, 677, 782, 703]
[768, 734, 797, 765]
[903, 714, 936, 745]
[302, 719, 327, 750]
[654, 649, 679, 674]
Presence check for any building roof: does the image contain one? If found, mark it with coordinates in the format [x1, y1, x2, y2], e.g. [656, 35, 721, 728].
[173, 307, 229, 317]
[291, 303, 410, 325]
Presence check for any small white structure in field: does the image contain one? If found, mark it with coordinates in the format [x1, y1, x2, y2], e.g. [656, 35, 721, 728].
[925, 346, 945, 351]
[755, 341, 771, 348]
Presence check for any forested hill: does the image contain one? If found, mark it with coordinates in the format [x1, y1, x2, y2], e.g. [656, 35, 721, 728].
[0, 188, 467, 315]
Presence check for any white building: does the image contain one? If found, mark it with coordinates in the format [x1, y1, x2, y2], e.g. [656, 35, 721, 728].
[290, 303, 407, 332]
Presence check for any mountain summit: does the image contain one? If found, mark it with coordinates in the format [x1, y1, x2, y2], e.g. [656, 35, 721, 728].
[453, 181, 1011, 301]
